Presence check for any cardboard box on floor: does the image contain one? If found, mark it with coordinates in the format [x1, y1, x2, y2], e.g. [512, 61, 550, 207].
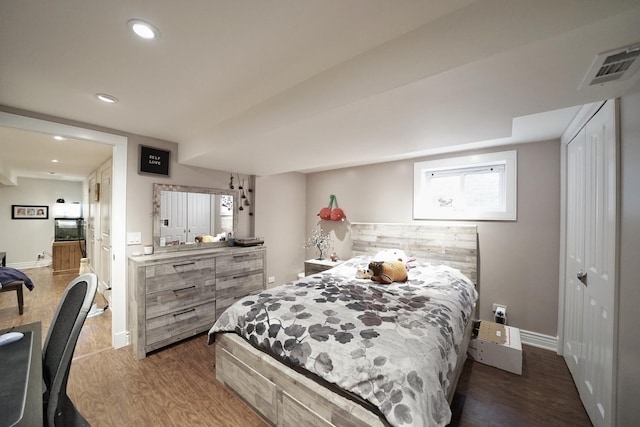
[468, 320, 522, 375]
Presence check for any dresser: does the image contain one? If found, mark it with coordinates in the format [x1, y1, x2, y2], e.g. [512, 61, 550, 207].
[128, 245, 266, 359]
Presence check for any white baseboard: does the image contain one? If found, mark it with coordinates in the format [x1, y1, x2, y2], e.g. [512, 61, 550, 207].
[6, 260, 52, 270]
[113, 330, 129, 349]
[520, 328, 558, 352]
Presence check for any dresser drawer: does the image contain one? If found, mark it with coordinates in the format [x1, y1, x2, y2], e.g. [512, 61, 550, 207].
[145, 257, 216, 294]
[145, 280, 216, 320]
[146, 299, 217, 346]
[216, 272, 265, 317]
[216, 252, 264, 277]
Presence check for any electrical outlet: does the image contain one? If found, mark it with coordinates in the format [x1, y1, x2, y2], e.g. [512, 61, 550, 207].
[268, 276, 275, 284]
[493, 303, 507, 325]
[127, 232, 142, 245]
[492, 303, 507, 313]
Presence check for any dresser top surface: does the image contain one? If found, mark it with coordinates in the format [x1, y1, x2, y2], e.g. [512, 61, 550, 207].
[129, 245, 265, 266]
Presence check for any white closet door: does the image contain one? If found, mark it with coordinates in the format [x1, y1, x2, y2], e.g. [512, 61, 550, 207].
[564, 127, 586, 375]
[187, 192, 211, 242]
[564, 100, 617, 427]
[160, 191, 187, 244]
[581, 100, 617, 427]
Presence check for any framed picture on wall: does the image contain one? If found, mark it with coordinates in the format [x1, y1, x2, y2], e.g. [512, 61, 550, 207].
[139, 145, 170, 176]
[12, 204, 49, 219]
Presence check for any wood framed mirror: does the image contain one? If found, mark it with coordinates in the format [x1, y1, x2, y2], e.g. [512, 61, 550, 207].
[152, 183, 238, 252]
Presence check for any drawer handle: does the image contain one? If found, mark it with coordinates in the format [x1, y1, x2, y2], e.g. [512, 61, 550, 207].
[173, 308, 196, 316]
[173, 262, 196, 268]
[173, 285, 196, 294]
[233, 255, 254, 261]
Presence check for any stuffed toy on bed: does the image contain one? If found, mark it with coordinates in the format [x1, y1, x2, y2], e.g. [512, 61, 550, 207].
[368, 260, 408, 284]
[356, 267, 373, 279]
[374, 249, 416, 271]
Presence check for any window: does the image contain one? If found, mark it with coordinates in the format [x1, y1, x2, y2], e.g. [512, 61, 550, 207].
[413, 150, 517, 220]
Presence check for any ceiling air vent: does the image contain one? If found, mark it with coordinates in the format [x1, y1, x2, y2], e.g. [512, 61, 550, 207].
[580, 43, 640, 89]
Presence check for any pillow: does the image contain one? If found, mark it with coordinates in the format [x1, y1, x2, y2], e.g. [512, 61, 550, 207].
[374, 249, 409, 263]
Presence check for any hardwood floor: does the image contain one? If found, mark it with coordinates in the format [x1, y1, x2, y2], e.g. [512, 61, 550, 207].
[1, 267, 592, 426]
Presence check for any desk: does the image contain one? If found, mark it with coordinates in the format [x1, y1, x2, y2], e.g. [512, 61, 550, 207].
[0, 322, 43, 427]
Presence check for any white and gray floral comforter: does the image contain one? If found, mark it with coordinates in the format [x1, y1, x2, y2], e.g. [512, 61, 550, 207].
[208, 255, 477, 427]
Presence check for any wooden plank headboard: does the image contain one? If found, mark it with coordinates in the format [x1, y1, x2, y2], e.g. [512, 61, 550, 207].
[350, 222, 478, 284]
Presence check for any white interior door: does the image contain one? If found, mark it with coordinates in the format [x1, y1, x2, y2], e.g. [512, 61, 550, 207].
[87, 173, 97, 271]
[99, 161, 112, 297]
[563, 100, 617, 427]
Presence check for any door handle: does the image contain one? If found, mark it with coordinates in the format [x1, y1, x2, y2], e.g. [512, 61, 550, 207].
[577, 270, 587, 285]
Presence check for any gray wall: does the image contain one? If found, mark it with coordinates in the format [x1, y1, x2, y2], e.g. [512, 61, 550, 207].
[305, 140, 561, 336]
[617, 90, 640, 425]
[123, 135, 254, 258]
[0, 177, 82, 266]
[255, 172, 307, 286]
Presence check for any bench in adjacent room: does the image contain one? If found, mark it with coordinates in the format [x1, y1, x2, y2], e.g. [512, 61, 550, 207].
[0, 280, 25, 315]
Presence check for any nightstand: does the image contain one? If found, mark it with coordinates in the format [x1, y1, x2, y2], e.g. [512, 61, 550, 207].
[304, 258, 344, 276]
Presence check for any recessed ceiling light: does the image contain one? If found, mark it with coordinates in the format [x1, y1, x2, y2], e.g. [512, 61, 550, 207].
[51, 159, 59, 163]
[128, 19, 159, 40]
[96, 93, 118, 104]
[53, 135, 65, 141]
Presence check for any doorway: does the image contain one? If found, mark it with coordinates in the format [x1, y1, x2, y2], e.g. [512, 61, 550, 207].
[0, 110, 128, 349]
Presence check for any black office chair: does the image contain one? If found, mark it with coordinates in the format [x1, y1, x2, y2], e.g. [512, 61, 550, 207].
[42, 273, 98, 427]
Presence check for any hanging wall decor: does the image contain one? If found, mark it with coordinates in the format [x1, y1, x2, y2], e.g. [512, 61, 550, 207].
[231, 173, 255, 215]
[12, 204, 49, 219]
[317, 194, 346, 221]
[138, 145, 170, 176]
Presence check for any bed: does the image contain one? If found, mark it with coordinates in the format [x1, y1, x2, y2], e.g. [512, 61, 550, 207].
[209, 222, 478, 427]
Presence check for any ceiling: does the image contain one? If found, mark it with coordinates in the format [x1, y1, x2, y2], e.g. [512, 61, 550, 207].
[1, 0, 640, 181]
[0, 126, 113, 185]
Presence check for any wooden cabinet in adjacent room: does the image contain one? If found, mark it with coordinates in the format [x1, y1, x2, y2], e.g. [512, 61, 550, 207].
[128, 245, 266, 359]
[52, 241, 83, 275]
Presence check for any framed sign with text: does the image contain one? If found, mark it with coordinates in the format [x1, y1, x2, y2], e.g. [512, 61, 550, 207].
[139, 145, 170, 176]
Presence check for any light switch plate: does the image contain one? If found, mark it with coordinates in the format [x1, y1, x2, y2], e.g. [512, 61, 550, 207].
[127, 232, 142, 245]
